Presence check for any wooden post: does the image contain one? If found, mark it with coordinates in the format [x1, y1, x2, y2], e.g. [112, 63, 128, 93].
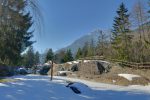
[50, 61, 53, 81]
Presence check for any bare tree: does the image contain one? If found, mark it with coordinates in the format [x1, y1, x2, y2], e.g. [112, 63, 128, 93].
[96, 30, 107, 56]
[131, 0, 149, 62]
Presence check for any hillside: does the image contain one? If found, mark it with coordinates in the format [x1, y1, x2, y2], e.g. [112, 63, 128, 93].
[56, 30, 110, 55]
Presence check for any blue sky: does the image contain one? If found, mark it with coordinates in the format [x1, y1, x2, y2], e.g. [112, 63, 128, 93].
[32, 0, 148, 53]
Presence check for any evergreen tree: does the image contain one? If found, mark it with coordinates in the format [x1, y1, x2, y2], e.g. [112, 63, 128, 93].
[62, 49, 74, 63]
[75, 48, 82, 59]
[22, 46, 35, 67]
[34, 51, 40, 65]
[112, 3, 131, 61]
[0, 0, 34, 65]
[45, 49, 54, 62]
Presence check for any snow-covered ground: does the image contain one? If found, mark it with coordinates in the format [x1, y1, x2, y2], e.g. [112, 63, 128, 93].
[0, 75, 150, 100]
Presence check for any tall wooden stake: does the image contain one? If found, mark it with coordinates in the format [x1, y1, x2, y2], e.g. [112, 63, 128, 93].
[50, 61, 53, 81]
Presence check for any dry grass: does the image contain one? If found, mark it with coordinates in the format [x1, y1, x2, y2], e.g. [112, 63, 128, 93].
[69, 63, 150, 86]
[0, 78, 17, 83]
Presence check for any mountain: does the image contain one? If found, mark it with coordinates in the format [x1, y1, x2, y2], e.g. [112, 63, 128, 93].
[56, 29, 110, 55]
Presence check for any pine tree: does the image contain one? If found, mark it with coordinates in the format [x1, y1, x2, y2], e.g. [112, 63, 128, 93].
[0, 0, 34, 65]
[112, 2, 131, 61]
[22, 46, 35, 67]
[75, 48, 82, 59]
[45, 49, 54, 62]
[62, 49, 74, 63]
[34, 51, 40, 65]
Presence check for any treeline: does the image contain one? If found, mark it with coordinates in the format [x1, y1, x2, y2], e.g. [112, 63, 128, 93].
[44, 49, 74, 64]
[111, 1, 150, 63]
[21, 46, 40, 68]
[45, 1, 150, 64]
[20, 48, 74, 66]
[76, 1, 150, 63]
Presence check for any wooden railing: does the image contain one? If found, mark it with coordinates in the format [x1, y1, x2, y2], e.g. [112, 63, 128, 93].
[79, 57, 150, 69]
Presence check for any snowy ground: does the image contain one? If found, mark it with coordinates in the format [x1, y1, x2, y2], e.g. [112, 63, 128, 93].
[0, 75, 150, 100]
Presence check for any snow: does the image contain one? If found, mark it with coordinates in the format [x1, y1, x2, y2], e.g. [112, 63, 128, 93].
[66, 60, 110, 65]
[57, 71, 72, 74]
[72, 61, 80, 64]
[0, 83, 8, 87]
[66, 60, 81, 65]
[44, 63, 50, 66]
[99, 60, 110, 64]
[67, 62, 72, 64]
[83, 60, 90, 63]
[55, 76, 150, 93]
[0, 75, 150, 100]
[118, 74, 141, 81]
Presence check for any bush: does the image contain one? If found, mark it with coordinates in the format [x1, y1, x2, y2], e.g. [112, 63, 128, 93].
[17, 68, 28, 75]
[39, 66, 50, 75]
[0, 64, 14, 76]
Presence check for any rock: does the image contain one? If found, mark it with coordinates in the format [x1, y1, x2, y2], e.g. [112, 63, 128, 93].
[77, 60, 111, 75]
[69, 86, 81, 94]
[71, 64, 78, 72]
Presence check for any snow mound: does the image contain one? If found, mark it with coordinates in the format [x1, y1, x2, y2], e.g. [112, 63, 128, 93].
[118, 74, 141, 81]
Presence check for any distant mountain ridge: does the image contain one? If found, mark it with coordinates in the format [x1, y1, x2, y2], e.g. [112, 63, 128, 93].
[56, 30, 110, 55]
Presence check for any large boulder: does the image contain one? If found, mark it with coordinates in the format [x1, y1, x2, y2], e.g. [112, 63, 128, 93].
[77, 60, 111, 75]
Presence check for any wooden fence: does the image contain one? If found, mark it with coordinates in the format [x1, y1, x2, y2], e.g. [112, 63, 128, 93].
[79, 57, 150, 69]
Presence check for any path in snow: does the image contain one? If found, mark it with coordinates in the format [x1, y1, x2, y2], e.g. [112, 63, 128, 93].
[0, 75, 150, 100]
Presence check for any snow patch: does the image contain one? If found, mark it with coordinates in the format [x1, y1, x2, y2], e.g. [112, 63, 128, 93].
[72, 61, 80, 64]
[67, 62, 72, 64]
[83, 60, 90, 63]
[0, 83, 8, 87]
[118, 74, 141, 81]
[57, 71, 71, 74]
